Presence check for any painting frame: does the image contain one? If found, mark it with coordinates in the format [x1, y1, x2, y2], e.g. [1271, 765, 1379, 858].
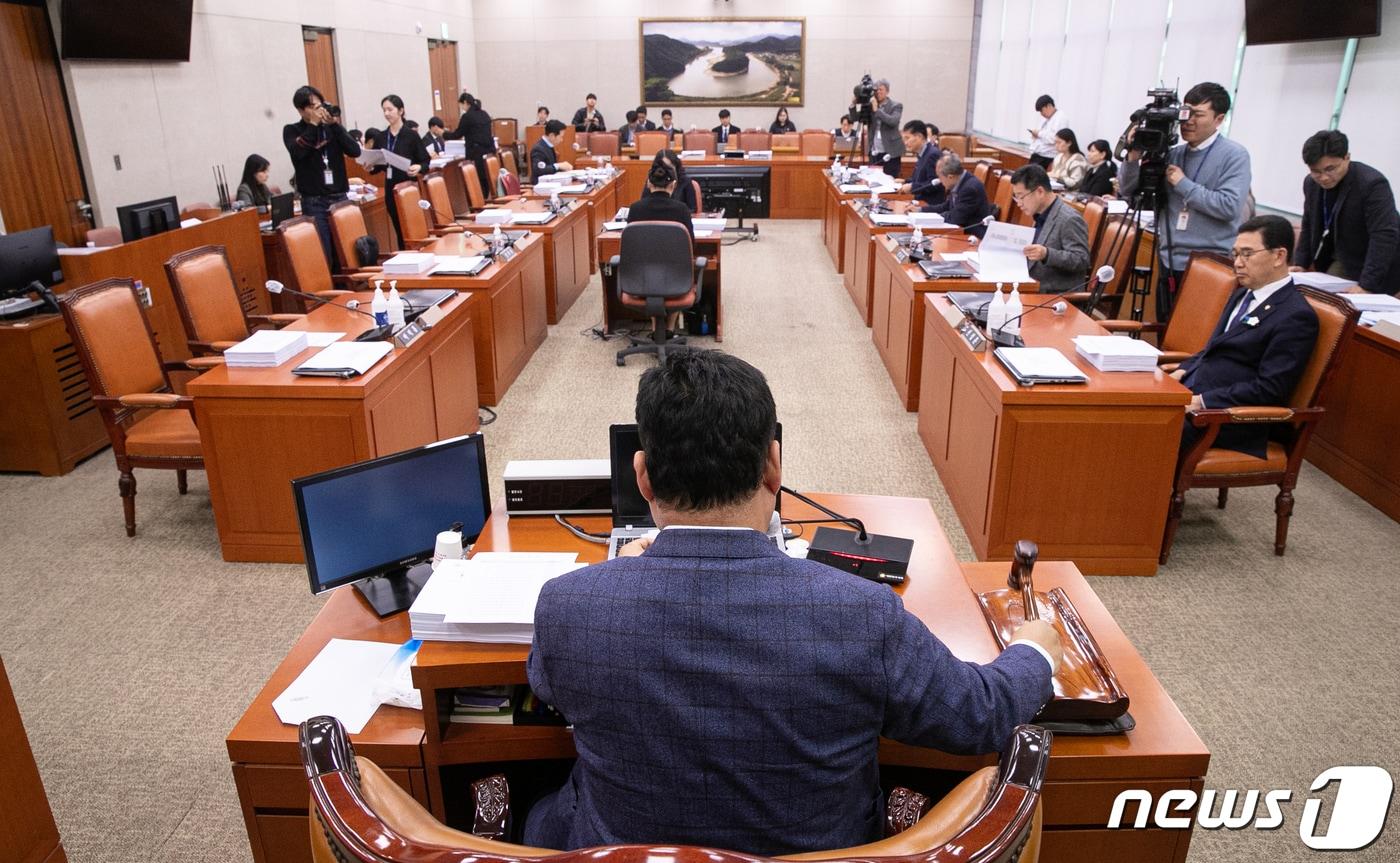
[639, 17, 806, 107]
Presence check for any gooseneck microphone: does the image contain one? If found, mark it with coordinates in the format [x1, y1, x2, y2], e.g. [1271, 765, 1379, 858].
[987, 265, 1116, 347]
[265, 280, 393, 342]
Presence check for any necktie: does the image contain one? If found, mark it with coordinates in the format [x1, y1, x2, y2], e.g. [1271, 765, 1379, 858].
[1227, 293, 1254, 331]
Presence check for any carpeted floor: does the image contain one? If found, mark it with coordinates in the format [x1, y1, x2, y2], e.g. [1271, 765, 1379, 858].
[1, 220, 1396, 862]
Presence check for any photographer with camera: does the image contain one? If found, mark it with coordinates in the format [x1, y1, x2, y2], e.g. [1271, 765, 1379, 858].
[283, 84, 361, 265]
[1118, 82, 1251, 319]
[848, 77, 904, 178]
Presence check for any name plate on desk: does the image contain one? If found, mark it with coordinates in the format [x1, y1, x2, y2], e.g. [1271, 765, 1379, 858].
[393, 320, 427, 348]
[939, 301, 987, 352]
[496, 246, 517, 263]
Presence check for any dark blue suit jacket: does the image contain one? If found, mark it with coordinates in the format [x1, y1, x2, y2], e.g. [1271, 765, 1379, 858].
[1180, 281, 1319, 458]
[909, 143, 944, 208]
[524, 528, 1052, 855]
[930, 173, 993, 238]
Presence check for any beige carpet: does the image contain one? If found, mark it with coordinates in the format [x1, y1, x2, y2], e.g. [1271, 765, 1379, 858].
[1, 220, 1396, 862]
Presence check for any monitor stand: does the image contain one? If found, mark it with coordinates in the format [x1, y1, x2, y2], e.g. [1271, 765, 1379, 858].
[354, 561, 433, 617]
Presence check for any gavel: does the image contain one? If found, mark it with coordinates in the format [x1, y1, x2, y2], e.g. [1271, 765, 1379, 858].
[1007, 539, 1040, 621]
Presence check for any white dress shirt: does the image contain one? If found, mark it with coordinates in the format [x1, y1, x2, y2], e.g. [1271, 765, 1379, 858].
[1225, 274, 1290, 331]
[1031, 110, 1066, 159]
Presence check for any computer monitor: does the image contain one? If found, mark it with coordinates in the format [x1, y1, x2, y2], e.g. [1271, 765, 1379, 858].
[292, 434, 492, 616]
[0, 226, 61, 319]
[116, 196, 180, 243]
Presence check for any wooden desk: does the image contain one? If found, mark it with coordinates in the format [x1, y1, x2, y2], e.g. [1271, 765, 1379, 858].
[583, 155, 834, 219]
[1, 657, 68, 863]
[871, 235, 1038, 411]
[375, 232, 549, 406]
[526, 174, 622, 274]
[917, 294, 1190, 575]
[821, 173, 867, 272]
[975, 140, 1032, 170]
[1307, 325, 1400, 522]
[188, 292, 480, 563]
[227, 493, 1207, 863]
[452, 198, 592, 324]
[843, 199, 954, 326]
[596, 229, 724, 341]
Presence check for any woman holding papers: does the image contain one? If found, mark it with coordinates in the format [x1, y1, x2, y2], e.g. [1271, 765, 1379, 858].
[375, 94, 431, 247]
[445, 92, 495, 193]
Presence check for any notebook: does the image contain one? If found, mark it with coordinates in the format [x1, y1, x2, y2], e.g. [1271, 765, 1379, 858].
[292, 341, 393, 378]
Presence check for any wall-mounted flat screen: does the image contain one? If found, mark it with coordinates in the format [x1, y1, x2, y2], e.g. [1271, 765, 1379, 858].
[61, 0, 195, 61]
[1245, 0, 1380, 45]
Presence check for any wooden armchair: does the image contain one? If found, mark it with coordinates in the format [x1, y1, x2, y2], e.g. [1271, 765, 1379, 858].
[328, 201, 386, 276]
[771, 133, 800, 153]
[801, 132, 833, 158]
[394, 183, 463, 247]
[423, 174, 467, 226]
[683, 131, 716, 155]
[165, 245, 302, 358]
[459, 161, 488, 211]
[735, 131, 772, 152]
[1062, 215, 1138, 319]
[1161, 288, 1360, 561]
[636, 131, 668, 157]
[59, 279, 206, 537]
[1100, 252, 1235, 363]
[588, 133, 620, 160]
[500, 149, 521, 181]
[301, 715, 1049, 863]
[279, 217, 374, 306]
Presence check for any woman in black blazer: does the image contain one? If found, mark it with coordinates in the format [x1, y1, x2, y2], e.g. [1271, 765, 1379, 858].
[376, 94, 431, 245]
[627, 161, 694, 238]
[1079, 139, 1117, 198]
[445, 92, 495, 192]
[653, 150, 697, 214]
[769, 107, 797, 134]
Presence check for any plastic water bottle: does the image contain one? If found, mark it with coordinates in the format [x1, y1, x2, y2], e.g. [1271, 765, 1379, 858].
[910, 223, 924, 251]
[1005, 283, 1024, 337]
[550, 191, 562, 212]
[987, 282, 1007, 334]
[387, 284, 405, 327]
[491, 224, 504, 253]
[372, 283, 388, 327]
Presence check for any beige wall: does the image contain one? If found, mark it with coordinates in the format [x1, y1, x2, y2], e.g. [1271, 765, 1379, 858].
[50, 0, 478, 226]
[470, 0, 974, 140]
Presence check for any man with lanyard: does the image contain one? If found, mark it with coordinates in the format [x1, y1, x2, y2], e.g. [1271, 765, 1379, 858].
[1119, 82, 1251, 320]
[283, 85, 361, 266]
[1293, 129, 1400, 295]
[1026, 95, 1064, 169]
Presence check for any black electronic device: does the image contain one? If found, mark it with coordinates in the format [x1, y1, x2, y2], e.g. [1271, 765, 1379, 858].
[1115, 88, 1186, 211]
[117, 196, 180, 243]
[292, 434, 491, 616]
[688, 165, 771, 220]
[0, 227, 63, 320]
[504, 459, 612, 515]
[919, 260, 976, 280]
[781, 484, 913, 585]
[1245, 0, 1379, 45]
[269, 192, 295, 228]
[61, 0, 195, 61]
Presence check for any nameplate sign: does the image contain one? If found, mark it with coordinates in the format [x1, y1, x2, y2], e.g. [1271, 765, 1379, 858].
[938, 300, 987, 353]
[393, 320, 427, 349]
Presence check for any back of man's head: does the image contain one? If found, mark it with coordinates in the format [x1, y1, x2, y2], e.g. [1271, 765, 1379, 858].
[939, 152, 965, 177]
[636, 349, 777, 512]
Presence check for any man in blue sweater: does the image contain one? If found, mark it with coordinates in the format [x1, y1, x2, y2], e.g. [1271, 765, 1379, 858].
[525, 349, 1059, 855]
[1119, 82, 1252, 320]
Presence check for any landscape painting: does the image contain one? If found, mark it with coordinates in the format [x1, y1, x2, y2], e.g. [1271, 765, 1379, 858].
[641, 18, 804, 106]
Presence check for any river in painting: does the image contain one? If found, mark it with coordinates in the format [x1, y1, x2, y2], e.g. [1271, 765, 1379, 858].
[667, 47, 780, 99]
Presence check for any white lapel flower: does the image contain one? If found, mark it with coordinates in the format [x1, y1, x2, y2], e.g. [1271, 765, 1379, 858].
[1245, 316, 1260, 327]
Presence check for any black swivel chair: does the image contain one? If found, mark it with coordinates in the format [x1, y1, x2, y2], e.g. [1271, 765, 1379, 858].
[610, 222, 707, 366]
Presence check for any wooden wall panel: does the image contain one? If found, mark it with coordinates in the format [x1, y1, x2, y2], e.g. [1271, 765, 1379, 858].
[302, 28, 340, 107]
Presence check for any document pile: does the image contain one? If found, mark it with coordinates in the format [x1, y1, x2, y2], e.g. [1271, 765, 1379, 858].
[693, 217, 727, 233]
[1340, 292, 1400, 327]
[475, 209, 513, 225]
[993, 347, 1088, 385]
[1291, 271, 1357, 292]
[510, 210, 557, 225]
[292, 341, 393, 377]
[382, 252, 436, 275]
[870, 213, 911, 227]
[430, 255, 488, 276]
[223, 329, 307, 367]
[408, 552, 586, 643]
[273, 638, 421, 734]
[1073, 335, 1163, 372]
[444, 140, 466, 158]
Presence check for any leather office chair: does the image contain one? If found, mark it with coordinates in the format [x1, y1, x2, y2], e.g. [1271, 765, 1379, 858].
[59, 279, 206, 537]
[991, 170, 1012, 222]
[165, 245, 302, 358]
[460, 161, 488, 211]
[684, 131, 717, 155]
[279, 217, 372, 306]
[771, 133, 800, 152]
[1101, 252, 1236, 362]
[636, 131, 668, 157]
[801, 132, 833, 158]
[1063, 215, 1137, 319]
[499, 169, 523, 197]
[484, 156, 504, 192]
[983, 170, 1001, 208]
[394, 183, 463, 246]
[589, 133, 620, 159]
[1161, 288, 1360, 562]
[735, 131, 771, 152]
[493, 118, 518, 146]
[327, 201, 385, 273]
[301, 715, 1048, 863]
[573, 132, 592, 155]
[422, 174, 462, 226]
[500, 149, 521, 180]
[1081, 198, 1108, 262]
[939, 134, 970, 157]
[86, 226, 122, 247]
[692, 180, 704, 215]
[973, 161, 992, 186]
[610, 222, 707, 366]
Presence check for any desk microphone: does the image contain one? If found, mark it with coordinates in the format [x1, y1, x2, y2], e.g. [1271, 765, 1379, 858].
[265, 280, 395, 342]
[990, 265, 1116, 347]
[780, 485, 914, 586]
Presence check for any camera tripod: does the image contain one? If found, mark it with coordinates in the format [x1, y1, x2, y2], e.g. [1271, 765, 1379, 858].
[1081, 185, 1176, 325]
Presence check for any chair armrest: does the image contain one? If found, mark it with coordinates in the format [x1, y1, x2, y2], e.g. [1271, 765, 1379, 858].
[248, 314, 305, 326]
[431, 225, 466, 235]
[1159, 362, 1180, 374]
[314, 289, 354, 299]
[1188, 406, 1324, 428]
[1156, 350, 1192, 364]
[184, 356, 225, 370]
[347, 271, 379, 284]
[357, 265, 384, 273]
[117, 393, 192, 409]
[1099, 320, 1165, 335]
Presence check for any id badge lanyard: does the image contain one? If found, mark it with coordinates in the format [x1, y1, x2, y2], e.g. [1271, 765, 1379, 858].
[1176, 143, 1215, 232]
[320, 126, 334, 187]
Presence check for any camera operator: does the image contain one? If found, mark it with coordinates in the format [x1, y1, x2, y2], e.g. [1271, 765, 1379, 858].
[1293, 130, 1400, 295]
[1118, 82, 1251, 319]
[848, 78, 904, 178]
[283, 85, 361, 266]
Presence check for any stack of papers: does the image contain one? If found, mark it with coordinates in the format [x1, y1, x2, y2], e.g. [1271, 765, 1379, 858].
[475, 209, 513, 225]
[871, 213, 910, 227]
[430, 255, 488, 275]
[909, 212, 946, 229]
[694, 217, 727, 232]
[603, 220, 628, 231]
[273, 639, 421, 734]
[382, 252, 435, 275]
[1073, 335, 1163, 371]
[1292, 271, 1358, 293]
[535, 183, 587, 194]
[444, 140, 466, 157]
[1369, 313, 1400, 340]
[408, 553, 586, 643]
[839, 183, 872, 193]
[1342, 293, 1400, 314]
[293, 341, 393, 377]
[223, 329, 308, 367]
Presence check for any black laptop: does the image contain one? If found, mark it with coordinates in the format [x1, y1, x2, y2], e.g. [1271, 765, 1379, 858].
[269, 192, 295, 228]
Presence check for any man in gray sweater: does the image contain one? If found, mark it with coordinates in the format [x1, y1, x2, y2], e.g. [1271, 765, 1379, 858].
[1119, 82, 1251, 319]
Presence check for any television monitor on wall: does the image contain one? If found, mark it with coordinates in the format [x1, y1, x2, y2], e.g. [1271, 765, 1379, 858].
[1244, 0, 1380, 45]
[61, 0, 195, 61]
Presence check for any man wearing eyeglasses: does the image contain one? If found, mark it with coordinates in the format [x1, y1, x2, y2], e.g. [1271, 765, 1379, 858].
[1170, 216, 1319, 458]
[1009, 164, 1089, 294]
[1119, 82, 1252, 319]
[1293, 130, 1400, 296]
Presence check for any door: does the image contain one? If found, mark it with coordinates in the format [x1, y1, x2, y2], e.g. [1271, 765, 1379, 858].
[427, 39, 460, 126]
[302, 27, 340, 107]
[0, 3, 91, 245]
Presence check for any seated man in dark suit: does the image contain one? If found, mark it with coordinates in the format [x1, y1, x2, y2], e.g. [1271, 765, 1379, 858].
[927, 153, 993, 238]
[530, 120, 573, 184]
[619, 110, 641, 147]
[898, 120, 944, 208]
[1173, 215, 1320, 458]
[1294, 129, 1400, 295]
[524, 349, 1059, 856]
[635, 105, 657, 131]
[712, 109, 737, 145]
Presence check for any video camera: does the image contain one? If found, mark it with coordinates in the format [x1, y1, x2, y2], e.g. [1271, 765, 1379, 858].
[852, 74, 875, 124]
[1117, 87, 1187, 209]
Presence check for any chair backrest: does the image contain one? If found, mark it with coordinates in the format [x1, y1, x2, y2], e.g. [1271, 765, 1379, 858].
[1289, 288, 1361, 411]
[1081, 198, 1108, 261]
[691, 180, 703, 215]
[492, 118, 517, 145]
[423, 175, 455, 226]
[618, 222, 698, 300]
[589, 132, 620, 158]
[801, 132, 833, 157]
[164, 245, 249, 351]
[991, 171, 1013, 223]
[87, 226, 122, 247]
[394, 183, 431, 243]
[499, 169, 522, 197]
[302, 715, 1047, 863]
[636, 131, 668, 157]
[59, 278, 170, 403]
[328, 200, 371, 270]
[574, 131, 591, 154]
[1092, 216, 1139, 302]
[735, 131, 771, 151]
[1162, 252, 1237, 355]
[684, 131, 717, 155]
[939, 134, 970, 157]
[483, 155, 503, 188]
[525, 124, 545, 155]
[772, 133, 800, 151]
[460, 161, 486, 210]
[279, 216, 335, 296]
[983, 169, 1000, 206]
[972, 161, 991, 185]
[500, 149, 520, 179]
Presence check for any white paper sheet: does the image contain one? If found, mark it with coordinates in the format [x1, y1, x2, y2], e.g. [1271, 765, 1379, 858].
[356, 147, 413, 173]
[297, 341, 393, 374]
[272, 639, 405, 734]
[975, 220, 1035, 283]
